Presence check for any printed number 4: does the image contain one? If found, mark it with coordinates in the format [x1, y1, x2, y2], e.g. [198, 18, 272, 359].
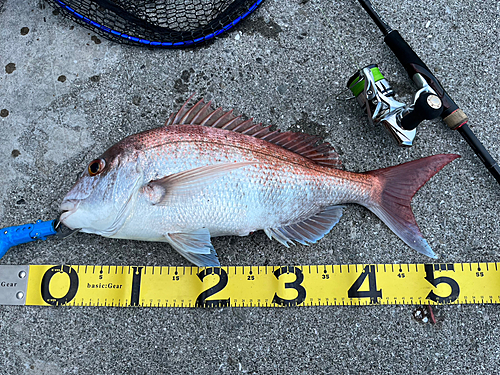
[347, 265, 382, 303]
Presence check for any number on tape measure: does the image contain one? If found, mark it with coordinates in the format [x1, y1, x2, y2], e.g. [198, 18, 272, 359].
[130, 266, 143, 306]
[41, 265, 79, 306]
[196, 268, 230, 308]
[347, 265, 382, 303]
[424, 264, 460, 303]
[272, 266, 306, 306]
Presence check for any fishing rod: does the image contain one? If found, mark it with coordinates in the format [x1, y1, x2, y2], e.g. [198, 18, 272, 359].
[348, 0, 500, 185]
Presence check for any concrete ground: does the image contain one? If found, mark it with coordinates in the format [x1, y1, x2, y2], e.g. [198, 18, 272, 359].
[1, 0, 499, 373]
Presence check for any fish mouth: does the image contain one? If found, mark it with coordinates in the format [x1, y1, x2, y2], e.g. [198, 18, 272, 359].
[59, 199, 80, 228]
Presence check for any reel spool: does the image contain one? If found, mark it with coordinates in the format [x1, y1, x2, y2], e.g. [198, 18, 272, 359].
[347, 64, 443, 147]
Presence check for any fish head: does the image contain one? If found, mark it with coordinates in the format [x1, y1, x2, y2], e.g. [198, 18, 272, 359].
[59, 142, 143, 236]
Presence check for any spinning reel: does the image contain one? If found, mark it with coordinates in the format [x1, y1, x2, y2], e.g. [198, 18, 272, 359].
[346, 0, 499, 185]
[347, 64, 443, 147]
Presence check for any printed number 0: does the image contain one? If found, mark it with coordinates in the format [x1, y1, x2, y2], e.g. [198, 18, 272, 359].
[40, 265, 79, 306]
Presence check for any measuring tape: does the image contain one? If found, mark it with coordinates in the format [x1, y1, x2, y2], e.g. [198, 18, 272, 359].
[1, 263, 499, 307]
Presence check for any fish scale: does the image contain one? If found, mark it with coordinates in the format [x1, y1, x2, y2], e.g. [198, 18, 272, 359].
[134, 136, 348, 234]
[59, 97, 459, 266]
[125, 125, 359, 233]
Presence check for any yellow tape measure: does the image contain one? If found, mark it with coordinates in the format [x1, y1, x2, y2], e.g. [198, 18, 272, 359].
[1, 263, 499, 307]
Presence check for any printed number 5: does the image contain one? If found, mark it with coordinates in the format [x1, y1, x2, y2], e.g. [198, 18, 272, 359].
[424, 264, 460, 303]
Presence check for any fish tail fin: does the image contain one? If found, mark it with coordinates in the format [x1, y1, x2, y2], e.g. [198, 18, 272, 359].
[364, 154, 460, 258]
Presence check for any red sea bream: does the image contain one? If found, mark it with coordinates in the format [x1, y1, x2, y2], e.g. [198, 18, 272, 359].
[59, 96, 459, 266]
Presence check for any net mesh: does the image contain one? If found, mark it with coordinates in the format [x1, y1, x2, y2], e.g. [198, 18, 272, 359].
[48, 0, 263, 47]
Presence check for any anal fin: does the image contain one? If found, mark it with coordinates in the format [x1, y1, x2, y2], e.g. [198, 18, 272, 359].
[265, 206, 344, 247]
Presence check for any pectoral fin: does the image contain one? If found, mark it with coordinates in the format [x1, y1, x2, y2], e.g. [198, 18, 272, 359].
[164, 229, 220, 267]
[145, 162, 255, 205]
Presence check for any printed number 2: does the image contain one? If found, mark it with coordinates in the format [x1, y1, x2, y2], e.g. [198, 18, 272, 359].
[347, 265, 382, 303]
[425, 264, 460, 303]
[272, 266, 306, 306]
[196, 268, 230, 308]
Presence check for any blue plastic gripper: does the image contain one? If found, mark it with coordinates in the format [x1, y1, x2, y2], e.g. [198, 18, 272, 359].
[0, 220, 57, 259]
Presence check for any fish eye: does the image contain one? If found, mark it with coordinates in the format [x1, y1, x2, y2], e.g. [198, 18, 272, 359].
[88, 159, 106, 176]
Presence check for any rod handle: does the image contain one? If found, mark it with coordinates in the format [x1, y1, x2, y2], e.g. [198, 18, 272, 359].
[401, 92, 444, 130]
[383, 30, 460, 120]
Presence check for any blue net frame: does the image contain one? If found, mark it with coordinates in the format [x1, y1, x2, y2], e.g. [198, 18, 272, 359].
[48, 0, 264, 48]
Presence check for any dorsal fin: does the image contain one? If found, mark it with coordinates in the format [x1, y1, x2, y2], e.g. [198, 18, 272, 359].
[165, 95, 342, 169]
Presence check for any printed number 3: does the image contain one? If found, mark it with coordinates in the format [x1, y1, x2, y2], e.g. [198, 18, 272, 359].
[272, 266, 306, 306]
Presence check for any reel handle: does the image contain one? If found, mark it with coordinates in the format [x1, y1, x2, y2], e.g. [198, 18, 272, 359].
[401, 92, 443, 131]
[0, 220, 57, 259]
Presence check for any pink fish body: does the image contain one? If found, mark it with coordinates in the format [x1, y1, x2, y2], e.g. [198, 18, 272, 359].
[60, 96, 459, 266]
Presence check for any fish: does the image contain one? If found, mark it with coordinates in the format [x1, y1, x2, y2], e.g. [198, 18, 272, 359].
[59, 95, 459, 266]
